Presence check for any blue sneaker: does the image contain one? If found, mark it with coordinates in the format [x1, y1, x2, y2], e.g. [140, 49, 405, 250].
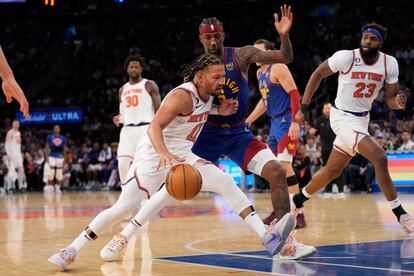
[262, 212, 295, 256]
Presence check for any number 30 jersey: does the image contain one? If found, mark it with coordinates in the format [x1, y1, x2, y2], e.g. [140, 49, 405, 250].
[120, 79, 155, 125]
[328, 48, 399, 113]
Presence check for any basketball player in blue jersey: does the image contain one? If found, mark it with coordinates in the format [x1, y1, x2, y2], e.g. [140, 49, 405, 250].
[44, 125, 67, 194]
[192, 6, 314, 259]
[246, 39, 315, 258]
[246, 39, 307, 229]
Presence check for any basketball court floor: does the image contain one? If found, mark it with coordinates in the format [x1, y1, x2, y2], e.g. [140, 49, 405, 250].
[0, 191, 413, 275]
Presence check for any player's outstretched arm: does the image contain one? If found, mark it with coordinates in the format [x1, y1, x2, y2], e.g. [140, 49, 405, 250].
[296, 60, 333, 123]
[0, 46, 29, 118]
[147, 89, 189, 169]
[236, 5, 293, 67]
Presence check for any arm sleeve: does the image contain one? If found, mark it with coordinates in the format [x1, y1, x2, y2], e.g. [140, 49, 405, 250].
[328, 50, 354, 73]
[385, 55, 399, 84]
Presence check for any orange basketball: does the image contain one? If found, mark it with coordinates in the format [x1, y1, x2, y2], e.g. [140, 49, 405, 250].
[166, 163, 202, 200]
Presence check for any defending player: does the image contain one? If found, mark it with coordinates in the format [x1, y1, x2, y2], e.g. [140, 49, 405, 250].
[246, 39, 307, 229]
[293, 23, 414, 234]
[192, 6, 314, 258]
[48, 54, 295, 271]
[113, 54, 161, 183]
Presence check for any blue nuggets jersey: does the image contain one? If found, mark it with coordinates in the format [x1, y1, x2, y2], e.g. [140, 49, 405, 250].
[207, 47, 249, 124]
[193, 47, 269, 170]
[257, 65, 291, 117]
[47, 135, 66, 158]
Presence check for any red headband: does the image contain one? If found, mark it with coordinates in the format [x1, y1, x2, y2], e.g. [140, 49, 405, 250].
[199, 23, 224, 34]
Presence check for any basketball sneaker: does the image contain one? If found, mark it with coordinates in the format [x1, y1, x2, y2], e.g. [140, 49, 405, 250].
[296, 212, 307, 229]
[399, 214, 414, 235]
[278, 231, 316, 259]
[100, 233, 128, 261]
[48, 246, 77, 271]
[262, 212, 295, 256]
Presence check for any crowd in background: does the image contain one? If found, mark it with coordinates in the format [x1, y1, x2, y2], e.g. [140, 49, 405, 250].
[0, 0, 413, 192]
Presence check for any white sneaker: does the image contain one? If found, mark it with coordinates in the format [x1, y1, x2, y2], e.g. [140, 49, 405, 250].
[262, 212, 295, 256]
[43, 185, 54, 194]
[278, 231, 316, 260]
[48, 246, 77, 271]
[100, 234, 128, 261]
[399, 214, 414, 235]
[55, 185, 62, 194]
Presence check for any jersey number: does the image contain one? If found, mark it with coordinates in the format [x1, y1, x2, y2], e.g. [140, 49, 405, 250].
[353, 83, 376, 98]
[125, 95, 139, 107]
[186, 123, 204, 142]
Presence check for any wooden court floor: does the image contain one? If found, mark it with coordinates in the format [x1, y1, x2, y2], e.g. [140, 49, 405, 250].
[0, 191, 413, 275]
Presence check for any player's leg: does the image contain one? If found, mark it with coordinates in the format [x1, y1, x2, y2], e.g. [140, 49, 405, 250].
[357, 136, 414, 233]
[14, 154, 27, 192]
[54, 157, 64, 194]
[117, 127, 134, 183]
[293, 147, 351, 209]
[46, 157, 56, 193]
[48, 175, 148, 270]
[197, 161, 295, 256]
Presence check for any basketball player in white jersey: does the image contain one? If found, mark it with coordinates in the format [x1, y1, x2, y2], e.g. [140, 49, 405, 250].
[49, 54, 295, 271]
[113, 54, 161, 183]
[293, 23, 414, 233]
[4, 119, 27, 192]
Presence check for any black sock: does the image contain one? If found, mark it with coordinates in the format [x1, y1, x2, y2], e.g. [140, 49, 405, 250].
[392, 205, 407, 221]
[293, 190, 309, 209]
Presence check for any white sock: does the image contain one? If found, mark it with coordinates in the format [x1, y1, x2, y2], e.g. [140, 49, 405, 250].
[244, 212, 266, 239]
[121, 219, 142, 240]
[289, 194, 295, 211]
[69, 230, 94, 252]
[389, 197, 401, 209]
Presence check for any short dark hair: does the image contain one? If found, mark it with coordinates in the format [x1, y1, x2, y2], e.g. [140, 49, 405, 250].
[361, 22, 388, 42]
[124, 54, 145, 70]
[254, 39, 276, 50]
[199, 17, 223, 29]
[181, 54, 223, 82]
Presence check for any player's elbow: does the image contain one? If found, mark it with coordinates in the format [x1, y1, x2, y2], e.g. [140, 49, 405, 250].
[282, 52, 294, 64]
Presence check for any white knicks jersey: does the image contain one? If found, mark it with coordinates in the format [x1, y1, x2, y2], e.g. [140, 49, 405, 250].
[120, 79, 155, 125]
[328, 49, 399, 112]
[139, 82, 213, 153]
[6, 129, 21, 154]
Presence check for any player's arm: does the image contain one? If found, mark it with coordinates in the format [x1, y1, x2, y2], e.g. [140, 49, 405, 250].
[113, 87, 123, 127]
[0, 46, 29, 118]
[384, 56, 405, 110]
[272, 64, 300, 140]
[145, 80, 161, 112]
[147, 89, 190, 169]
[246, 100, 266, 127]
[295, 60, 334, 123]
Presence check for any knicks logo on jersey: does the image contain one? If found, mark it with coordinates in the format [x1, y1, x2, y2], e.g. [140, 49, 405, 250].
[123, 89, 143, 96]
[351, 71, 383, 81]
[52, 138, 63, 146]
[188, 111, 209, 123]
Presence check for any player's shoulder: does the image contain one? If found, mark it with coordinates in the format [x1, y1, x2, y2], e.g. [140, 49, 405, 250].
[382, 52, 398, 65]
[331, 49, 355, 59]
[272, 63, 289, 71]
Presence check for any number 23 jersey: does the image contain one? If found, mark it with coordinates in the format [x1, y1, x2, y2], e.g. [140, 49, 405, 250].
[328, 48, 398, 113]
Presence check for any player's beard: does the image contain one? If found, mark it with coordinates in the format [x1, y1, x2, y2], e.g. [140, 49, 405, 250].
[209, 47, 221, 56]
[359, 45, 379, 61]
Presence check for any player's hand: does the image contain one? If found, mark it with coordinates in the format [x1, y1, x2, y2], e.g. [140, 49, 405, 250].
[245, 118, 253, 128]
[2, 79, 29, 119]
[218, 99, 238, 116]
[274, 4, 293, 37]
[112, 114, 121, 127]
[157, 151, 185, 171]
[396, 93, 407, 109]
[295, 110, 306, 125]
[288, 122, 300, 140]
